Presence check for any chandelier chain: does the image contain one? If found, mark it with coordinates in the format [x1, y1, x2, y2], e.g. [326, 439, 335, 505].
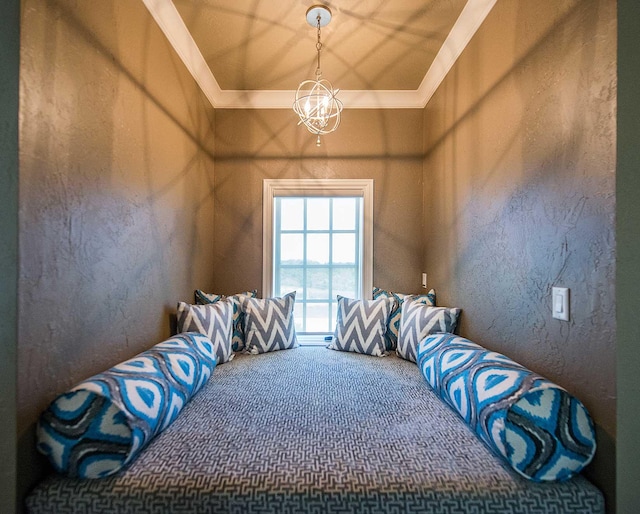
[315, 15, 322, 78]
[292, 5, 343, 146]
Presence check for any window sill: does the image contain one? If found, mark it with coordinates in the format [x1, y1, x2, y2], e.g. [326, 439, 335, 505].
[297, 334, 332, 346]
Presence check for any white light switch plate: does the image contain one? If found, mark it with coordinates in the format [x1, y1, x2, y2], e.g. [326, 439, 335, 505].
[421, 273, 427, 288]
[552, 287, 569, 321]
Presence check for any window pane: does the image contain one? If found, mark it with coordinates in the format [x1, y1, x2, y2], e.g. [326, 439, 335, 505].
[280, 233, 304, 264]
[333, 198, 357, 230]
[269, 184, 369, 336]
[307, 233, 329, 264]
[279, 267, 303, 297]
[333, 267, 358, 298]
[331, 302, 338, 331]
[280, 198, 304, 230]
[306, 303, 330, 332]
[307, 198, 330, 230]
[294, 304, 304, 332]
[332, 233, 356, 264]
[307, 267, 330, 299]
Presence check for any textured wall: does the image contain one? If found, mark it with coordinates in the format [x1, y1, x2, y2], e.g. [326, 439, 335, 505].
[18, 0, 216, 502]
[422, 0, 616, 507]
[213, 109, 425, 297]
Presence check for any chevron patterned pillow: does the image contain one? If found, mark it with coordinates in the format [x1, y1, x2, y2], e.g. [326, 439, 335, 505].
[329, 296, 396, 357]
[176, 300, 234, 363]
[372, 287, 437, 351]
[397, 299, 461, 362]
[240, 292, 299, 354]
[194, 289, 257, 351]
[417, 333, 597, 482]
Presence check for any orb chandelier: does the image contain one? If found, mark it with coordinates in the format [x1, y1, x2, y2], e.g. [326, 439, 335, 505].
[293, 5, 343, 147]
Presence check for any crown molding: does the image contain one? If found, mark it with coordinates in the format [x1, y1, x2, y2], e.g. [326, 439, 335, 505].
[417, 0, 497, 104]
[142, 0, 497, 110]
[210, 89, 428, 109]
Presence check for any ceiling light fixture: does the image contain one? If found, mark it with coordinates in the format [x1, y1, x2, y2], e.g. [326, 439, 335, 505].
[293, 5, 343, 147]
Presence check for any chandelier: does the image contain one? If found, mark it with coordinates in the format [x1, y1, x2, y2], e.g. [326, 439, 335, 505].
[293, 5, 343, 147]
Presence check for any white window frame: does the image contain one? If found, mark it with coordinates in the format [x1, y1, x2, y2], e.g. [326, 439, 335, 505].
[262, 179, 373, 306]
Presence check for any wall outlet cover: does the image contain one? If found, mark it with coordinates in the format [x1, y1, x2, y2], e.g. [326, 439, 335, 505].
[552, 287, 569, 321]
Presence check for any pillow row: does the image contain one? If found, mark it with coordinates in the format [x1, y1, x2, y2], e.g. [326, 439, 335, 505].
[416, 333, 597, 482]
[37, 332, 217, 479]
[178, 290, 298, 359]
[329, 294, 460, 360]
[188, 287, 457, 362]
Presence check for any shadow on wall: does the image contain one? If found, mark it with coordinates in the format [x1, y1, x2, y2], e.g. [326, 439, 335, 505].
[422, 0, 615, 510]
[18, 0, 217, 507]
[212, 107, 426, 297]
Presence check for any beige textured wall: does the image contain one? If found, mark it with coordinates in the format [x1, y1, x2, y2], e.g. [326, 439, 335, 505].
[422, 0, 616, 507]
[18, 0, 216, 501]
[213, 109, 425, 296]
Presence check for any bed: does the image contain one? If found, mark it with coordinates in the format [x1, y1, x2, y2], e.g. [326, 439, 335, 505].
[26, 345, 604, 513]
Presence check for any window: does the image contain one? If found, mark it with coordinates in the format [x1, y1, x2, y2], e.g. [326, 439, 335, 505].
[274, 197, 361, 333]
[263, 179, 373, 335]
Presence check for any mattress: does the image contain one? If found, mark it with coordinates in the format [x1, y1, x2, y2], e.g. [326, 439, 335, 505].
[26, 346, 604, 513]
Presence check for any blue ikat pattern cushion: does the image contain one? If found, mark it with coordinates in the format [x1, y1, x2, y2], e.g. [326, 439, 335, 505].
[417, 333, 597, 482]
[372, 287, 436, 351]
[194, 289, 257, 351]
[36, 332, 217, 479]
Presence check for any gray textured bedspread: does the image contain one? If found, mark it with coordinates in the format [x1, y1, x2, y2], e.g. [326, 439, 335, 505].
[26, 346, 604, 513]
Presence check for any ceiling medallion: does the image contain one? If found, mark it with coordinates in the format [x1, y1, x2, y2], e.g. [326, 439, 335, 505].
[292, 5, 343, 147]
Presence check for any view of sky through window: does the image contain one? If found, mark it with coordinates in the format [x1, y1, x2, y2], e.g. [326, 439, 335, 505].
[274, 196, 362, 333]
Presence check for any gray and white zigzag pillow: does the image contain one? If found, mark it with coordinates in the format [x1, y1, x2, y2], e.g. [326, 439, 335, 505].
[194, 289, 257, 352]
[240, 292, 298, 354]
[329, 296, 396, 357]
[397, 299, 461, 362]
[176, 300, 234, 363]
[372, 287, 437, 351]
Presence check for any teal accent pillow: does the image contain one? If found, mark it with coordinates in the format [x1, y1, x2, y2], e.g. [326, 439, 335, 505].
[194, 289, 257, 305]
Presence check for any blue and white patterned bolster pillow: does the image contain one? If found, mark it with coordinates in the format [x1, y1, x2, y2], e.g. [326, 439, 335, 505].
[36, 332, 217, 479]
[416, 333, 596, 482]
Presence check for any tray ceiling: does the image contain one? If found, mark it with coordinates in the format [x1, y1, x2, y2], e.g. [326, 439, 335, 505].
[142, 0, 497, 108]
